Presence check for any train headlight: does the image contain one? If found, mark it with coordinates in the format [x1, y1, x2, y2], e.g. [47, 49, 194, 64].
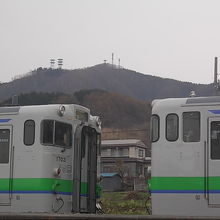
[58, 105, 65, 116]
[54, 167, 61, 177]
[95, 116, 101, 127]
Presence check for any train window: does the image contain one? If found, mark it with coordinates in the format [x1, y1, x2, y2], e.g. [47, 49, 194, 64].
[24, 120, 35, 146]
[183, 112, 200, 142]
[166, 114, 179, 141]
[42, 120, 72, 148]
[151, 115, 159, 142]
[55, 122, 72, 147]
[0, 129, 10, 163]
[42, 120, 54, 145]
[211, 121, 220, 159]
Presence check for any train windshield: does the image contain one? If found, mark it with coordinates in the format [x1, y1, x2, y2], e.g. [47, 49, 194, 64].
[42, 120, 72, 148]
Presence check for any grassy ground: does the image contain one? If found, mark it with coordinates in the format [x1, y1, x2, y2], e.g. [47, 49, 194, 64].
[100, 191, 151, 215]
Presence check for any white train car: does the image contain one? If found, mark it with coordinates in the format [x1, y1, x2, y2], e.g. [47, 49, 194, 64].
[0, 104, 101, 214]
[150, 96, 220, 216]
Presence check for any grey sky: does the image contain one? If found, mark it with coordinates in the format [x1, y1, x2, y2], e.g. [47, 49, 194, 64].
[0, 0, 219, 84]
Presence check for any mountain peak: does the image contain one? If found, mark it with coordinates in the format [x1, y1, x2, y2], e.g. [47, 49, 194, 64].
[90, 63, 121, 70]
[0, 63, 214, 103]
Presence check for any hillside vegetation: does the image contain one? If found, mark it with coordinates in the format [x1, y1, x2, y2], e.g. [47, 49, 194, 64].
[0, 64, 214, 102]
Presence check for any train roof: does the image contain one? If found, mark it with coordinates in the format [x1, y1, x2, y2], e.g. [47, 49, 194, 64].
[0, 104, 90, 116]
[152, 96, 220, 109]
[186, 96, 220, 104]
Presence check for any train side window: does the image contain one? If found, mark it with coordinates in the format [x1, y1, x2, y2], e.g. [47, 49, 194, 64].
[183, 112, 200, 142]
[55, 121, 72, 148]
[42, 120, 54, 145]
[166, 114, 179, 141]
[24, 120, 35, 146]
[151, 115, 159, 142]
[211, 121, 220, 159]
[0, 129, 10, 163]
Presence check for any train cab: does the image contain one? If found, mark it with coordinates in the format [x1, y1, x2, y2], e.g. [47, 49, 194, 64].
[150, 96, 220, 216]
[0, 104, 101, 214]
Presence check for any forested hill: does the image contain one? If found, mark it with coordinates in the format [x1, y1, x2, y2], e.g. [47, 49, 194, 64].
[0, 63, 214, 102]
[1, 90, 150, 130]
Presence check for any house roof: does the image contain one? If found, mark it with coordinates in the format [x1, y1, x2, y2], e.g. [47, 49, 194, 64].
[101, 139, 147, 148]
[101, 157, 150, 163]
[101, 172, 120, 177]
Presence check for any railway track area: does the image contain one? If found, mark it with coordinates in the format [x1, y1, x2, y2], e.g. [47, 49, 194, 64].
[0, 213, 220, 220]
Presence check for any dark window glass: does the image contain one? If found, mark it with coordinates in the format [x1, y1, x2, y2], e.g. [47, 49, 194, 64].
[111, 148, 117, 157]
[136, 164, 143, 175]
[151, 115, 159, 142]
[55, 121, 72, 147]
[42, 120, 54, 145]
[118, 148, 128, 157]
[166, 114, 179, 141]
[183, 112, 200, 142]
[24, 120, 35, 146]
[211, 121, 220, 159]
[138, 149, 144, 157]
[0, 129, 10, 163]
[97, 133, 101, 156]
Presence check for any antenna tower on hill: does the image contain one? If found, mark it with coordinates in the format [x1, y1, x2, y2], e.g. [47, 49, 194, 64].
[118, 58, 121, 69]
[50, 59, 55, 69]
[58, 59, 63, 69]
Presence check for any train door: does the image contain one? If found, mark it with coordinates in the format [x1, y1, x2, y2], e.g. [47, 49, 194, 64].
[0, 126, 13, 205]
[72, 126, 98, 213]
[208, 118, 220, 205]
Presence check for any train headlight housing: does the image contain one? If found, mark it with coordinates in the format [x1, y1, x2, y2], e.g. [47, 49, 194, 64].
[95, 116, 101, 127]
[58, 105, 65, 116]
[54, 167, 61, 177]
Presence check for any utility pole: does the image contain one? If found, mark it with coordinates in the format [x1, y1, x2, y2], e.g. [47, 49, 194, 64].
[214, 57, 220, 95]
[214, 57, 218, 85]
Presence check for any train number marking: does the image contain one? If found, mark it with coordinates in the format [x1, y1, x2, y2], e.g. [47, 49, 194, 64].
[56, 156, 66, 162]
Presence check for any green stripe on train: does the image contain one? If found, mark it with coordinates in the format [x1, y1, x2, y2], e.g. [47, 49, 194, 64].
[0, 178, 93, 194]
[13, 178, 72, 192]
[149, 177, 220, 190]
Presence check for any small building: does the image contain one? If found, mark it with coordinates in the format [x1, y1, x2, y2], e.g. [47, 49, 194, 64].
[100, 139, 151, 190]
[100, 173, 122, 192]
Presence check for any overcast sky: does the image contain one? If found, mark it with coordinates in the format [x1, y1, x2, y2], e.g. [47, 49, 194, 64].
[0, 0, 220, 84]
